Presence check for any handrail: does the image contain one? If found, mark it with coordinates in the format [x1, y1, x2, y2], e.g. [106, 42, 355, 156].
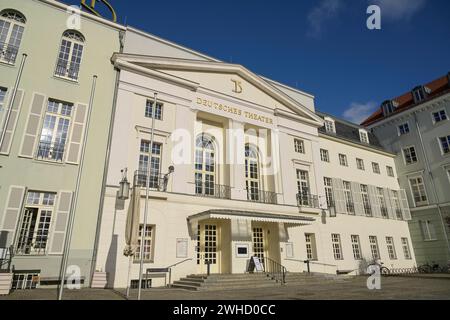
[261, 257, 287, 285]
[167, 259, 193, 287]
[0, 246, 14, 272]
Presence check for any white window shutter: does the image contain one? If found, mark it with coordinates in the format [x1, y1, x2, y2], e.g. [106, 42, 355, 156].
[19, 93, 46, 158]
[383, 188, 395, 219]
[368, 185, 381, 218]
[49, 191, 73, 255]
[0, 89, 24, 155]
[331, 178, 346, 214]
[66, 103, 88, 165]
[399, 189, 412, 221]
[0, 186, 26, 246]
[351, 182, 364, 216]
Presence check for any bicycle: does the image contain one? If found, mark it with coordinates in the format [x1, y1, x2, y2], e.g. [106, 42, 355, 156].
[418, 262, 444, 274]
[367, 260, 390, 275]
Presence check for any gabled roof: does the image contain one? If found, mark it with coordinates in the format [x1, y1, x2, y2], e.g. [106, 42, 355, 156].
[361, 73, 450, 126]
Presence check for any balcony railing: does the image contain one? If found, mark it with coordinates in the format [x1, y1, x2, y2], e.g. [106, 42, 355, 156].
[195, 182, 231, 200]
[134, 170, 169, 191]
[0, 41, 19, 64]
[36, 141, 65, 162]
[15, 237, 48, 256]
[296, 193, 320, 209]
[55, 61, 80, 81]
[247, 188, 277, 205]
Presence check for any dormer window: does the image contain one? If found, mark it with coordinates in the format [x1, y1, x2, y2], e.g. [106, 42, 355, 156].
[381, 100, 398, 116]
[324, 118, 336, 134]
[412, 86, 431, 103]
[359, 129, 369, 144]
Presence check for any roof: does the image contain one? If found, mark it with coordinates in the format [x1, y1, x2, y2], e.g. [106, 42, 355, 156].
[361, 73, 450, 126]
[317, 111, 385, 150]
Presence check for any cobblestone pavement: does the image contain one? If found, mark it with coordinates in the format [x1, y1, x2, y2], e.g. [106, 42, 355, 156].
[1, 276, 450, 300]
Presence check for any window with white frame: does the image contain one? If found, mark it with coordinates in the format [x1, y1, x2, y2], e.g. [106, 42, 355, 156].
[339, 154, 348, 167]
[294, 139, 305, 154]
[145, 100, 163, 120]
[16, 191, 56, 255]
[420, 220, 437, 241]
[369, 236, 380, 260]
[245, 145, 261, 202]
[372, 162, 380, 174]
[386, 237, 397, 260]
[324, 118, 335, 134]
[54, 30, 85, 81]
[432, 109, 447, 124]
[0, 10, 26, 64]
[439, 135, 450, 155]
[360, 184, 372, 217]
[324, 177, 333, 207]
[359, 130, 369, 144]
[0, 87, 7, 138]
[320, 149, 329, 162]
[398, 123, 410, 136]
[409, 176, 428, 207]
[138, 140, 162, 189]
[134, 225, 154, 262]
[356, 158, 365, 170]
[412, 86, 428, 103]
[37, 100, 73, 162]
[195, 134, 216, 197]
[331, 234, 343, 260]
[382, 100, 396, 116]
[343, 181, 354, 214]
[403, 146, 418, 165]
[351, 235, 362, 260]
[377, 187, 388, 218]
[305, 233, 317, 261]
[296, 170, 311, 206]
[391, 190, 403, 219]
[401, 237, 412, 260]
[386, 166, 395, 177]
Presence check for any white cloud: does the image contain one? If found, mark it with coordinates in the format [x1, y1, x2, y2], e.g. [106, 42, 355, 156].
[371, 0, 426, 21]
[342, 101, 378, 124]
[307, 0, 343, 37]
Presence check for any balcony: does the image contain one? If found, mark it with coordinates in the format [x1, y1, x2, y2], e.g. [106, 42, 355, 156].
[247, 188, 277, 205]
[134, 170, 169, 192]
[296, 193, 320, 209]
[36, 141, 65, 162]
[54, 61, 80, 81]
[0, 42, 19, 64]
[195, 182, 231, 200]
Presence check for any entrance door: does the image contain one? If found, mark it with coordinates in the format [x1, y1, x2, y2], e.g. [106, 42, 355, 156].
[197, 223, 220, 274]
[252, 226, 268, 265]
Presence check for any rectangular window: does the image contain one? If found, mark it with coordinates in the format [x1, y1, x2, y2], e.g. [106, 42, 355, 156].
[0, 87, 7, 138]
[386, 237, 397, 260]
[372, 162, 380, 174]
[361, 184, 372, 217]
[37, 100, 73, 162]
[386, 166, 395, 177]
[420, 220, 437, 241]
[343, 181, 354, 214]
[391, 190, 403, 219]
[134, 225, 154, 262]
[138, 141, 162, 189]
[55, 34, 84, 81]
[0, 15, 25, 64]
[403, 146, 418, 165]
[324, 177, 333, 207]
[294, 139, 305, 154]
[351, 235, 362, 260]
[369, 236, 380, 260]
[339, 154, 348, 167]
[305, 233, 317, 261]
[145, 100, 163, 120]
[16, 191, 56, 255]
[432, 109, 447, 123]
[377, 187, 388, 218]
[439, 135, 450, 155]
[409, 177, 428, 207]
[331, 234, 343, 260]
[401, 238, 412, 260]
[356, 158, 365, 171]
[320, 149, 329, 162]
[359, 131, 369, 144]
[398, 123, 410, 135]
[325, 119, 335, 133]
[297, 170, 311, 206]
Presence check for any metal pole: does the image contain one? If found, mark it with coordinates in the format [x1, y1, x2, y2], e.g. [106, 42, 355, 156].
[58, 75, 97, 300]
[125, 256, 132, 298]
[138, 92, 157, 300]
[0, 54, 27, 149]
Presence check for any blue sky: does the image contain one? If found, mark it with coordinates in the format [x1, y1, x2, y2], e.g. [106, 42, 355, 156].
[65, 0, 450, 123]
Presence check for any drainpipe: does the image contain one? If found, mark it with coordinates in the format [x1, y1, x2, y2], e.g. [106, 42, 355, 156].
[412, 112, 450, 257]
[0, 54, 27, 150]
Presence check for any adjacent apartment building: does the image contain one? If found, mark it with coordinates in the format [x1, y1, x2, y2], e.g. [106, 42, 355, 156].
[0, 0, 124, 288]
[362, 73, 450, 266]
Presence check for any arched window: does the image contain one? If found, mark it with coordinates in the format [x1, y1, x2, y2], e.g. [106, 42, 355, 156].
[55, 30, 85, 81]
[195, 134, 216, 196]
[0, 9, 26, 64]
[245, 144, 261, 201]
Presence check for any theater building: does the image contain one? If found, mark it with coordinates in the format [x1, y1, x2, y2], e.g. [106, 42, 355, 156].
[93, 27, 416, 288]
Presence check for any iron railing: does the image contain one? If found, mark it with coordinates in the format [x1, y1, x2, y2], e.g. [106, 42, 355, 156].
[261, 257, 287, 285]
[0, 41, 19, 64]
[54, 61, 80, 81]
[15, 238, 48, 256]
[296, 193, 320, 209]
[195, 182, 231, 200]
[134, 170, 169, 191]
[0, 246, 13, 272]
[36, 141, 65, 162]
[246, 188, 277, 204]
